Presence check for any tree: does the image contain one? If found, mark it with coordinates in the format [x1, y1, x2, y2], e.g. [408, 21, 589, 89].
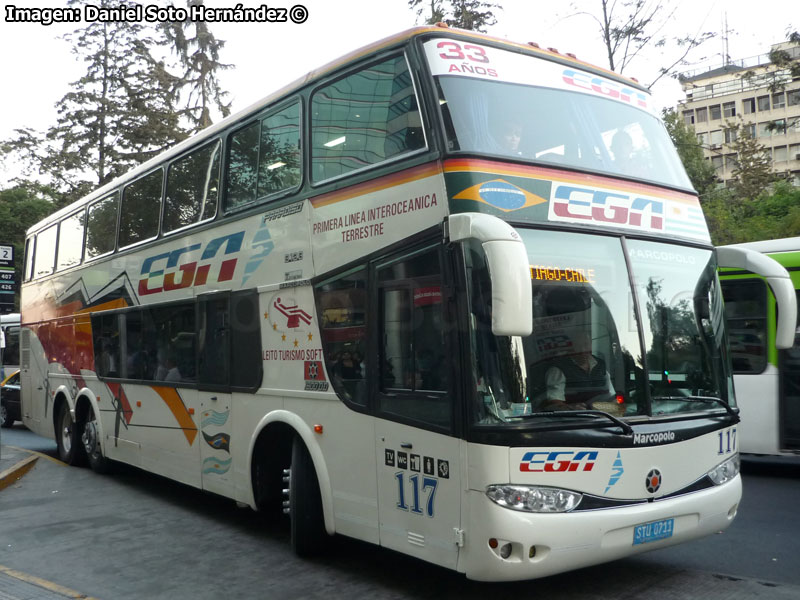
[722, 120, 775, 202]
[161, 0, 232, 132]
[565, 0, 715, 87]
[408, 0, 500, 32]
[662, 108, 717, 198]
[0, 184, 58, 309]
[1, 0, 233, 203]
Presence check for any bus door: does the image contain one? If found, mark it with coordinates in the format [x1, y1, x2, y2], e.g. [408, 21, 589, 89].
[778, 297, 800, 451]
[197, 293, 234, 495]
[373, 248, 462, 569]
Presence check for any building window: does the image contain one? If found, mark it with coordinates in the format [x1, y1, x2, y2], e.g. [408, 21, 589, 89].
[788, 89, 800, 107]
[725, 154, 738, 170]
[757, 95, 771, 111]
[774, 146, 788, 162]
[710, 129, 723, 145]
[747, 123, 756, 138]
[772, 92, 786, 109]
[790, 144, 800, 161]
[711, 155, 723, 171]
[789, 117, 800, 134]
[742, 98, 755, 114]
[710, 104, 721, 120]
[695, 107, 708, 123]
[723, 102, 736, 118]
[682, 110, 694, 125]
[697, 132, 708, 145]
[757, 122, 772, 138]
[724, 128, 737, 144]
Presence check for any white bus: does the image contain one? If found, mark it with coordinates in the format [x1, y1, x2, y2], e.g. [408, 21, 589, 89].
[1, 312, 20, 379]
[719, 237, 800, 456]
[20, 26, 796, 581]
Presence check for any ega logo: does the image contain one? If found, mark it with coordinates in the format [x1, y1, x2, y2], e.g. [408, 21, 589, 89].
[520, 450, 598, 472]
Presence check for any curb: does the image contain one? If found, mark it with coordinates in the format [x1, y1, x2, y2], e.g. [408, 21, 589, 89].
[0, 453, 39, 492]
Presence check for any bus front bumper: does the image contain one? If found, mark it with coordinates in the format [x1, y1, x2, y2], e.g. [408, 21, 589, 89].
[458, 475, 741, 581]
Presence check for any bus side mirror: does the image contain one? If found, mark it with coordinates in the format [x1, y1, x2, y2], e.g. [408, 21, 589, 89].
[716, 246, 798, 349]
[448, 213, 533, 337]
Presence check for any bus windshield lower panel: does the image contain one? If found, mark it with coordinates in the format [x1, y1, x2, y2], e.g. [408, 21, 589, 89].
[467, 229, 733, 426]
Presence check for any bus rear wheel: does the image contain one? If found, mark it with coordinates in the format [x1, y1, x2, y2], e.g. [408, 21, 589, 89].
[81, 407, 112, 474]
[56, 403, 82, 465]
[288, 437, 328, 557]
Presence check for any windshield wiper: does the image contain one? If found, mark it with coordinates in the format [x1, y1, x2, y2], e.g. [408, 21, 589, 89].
[516, 409, 633, 435]
[652, 396, 738, 418]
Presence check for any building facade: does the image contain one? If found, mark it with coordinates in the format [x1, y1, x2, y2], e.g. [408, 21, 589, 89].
[679, 42, 800, 186]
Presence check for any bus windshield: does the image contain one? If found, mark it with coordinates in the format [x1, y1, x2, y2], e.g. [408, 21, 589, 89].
[467, 230, 733, 425]
[429, 46, 691, 190]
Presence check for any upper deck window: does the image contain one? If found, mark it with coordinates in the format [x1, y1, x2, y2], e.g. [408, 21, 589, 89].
[225, 101, 301, 211]
[164, 140, 220, 234]
[120, 169, 163, 249]
[311, 55, 424, 183]
[424, 39, 692, 190]
[33, 223, 57, 278]
[86, 192, 119, 260]
[56, 211, 84, 271]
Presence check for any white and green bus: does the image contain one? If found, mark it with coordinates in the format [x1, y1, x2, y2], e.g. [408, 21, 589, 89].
[720, 237, 800, 456]
[20, 26, 797, 581]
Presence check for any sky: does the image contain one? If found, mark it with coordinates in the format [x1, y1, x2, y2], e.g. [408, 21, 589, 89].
[0, 0, 796, 186]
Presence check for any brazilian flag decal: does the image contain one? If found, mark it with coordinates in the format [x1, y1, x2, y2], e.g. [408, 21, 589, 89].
[453, 179, 547, 212]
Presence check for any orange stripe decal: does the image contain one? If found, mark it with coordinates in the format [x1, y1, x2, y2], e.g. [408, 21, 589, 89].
[151, 387, 198, 446]
[310, 162, 442, 208]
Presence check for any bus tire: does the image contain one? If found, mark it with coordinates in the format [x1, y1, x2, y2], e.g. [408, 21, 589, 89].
[81, 406, 113, 474]
[289, 436, 328, 557]
[56, 402, 83, 466]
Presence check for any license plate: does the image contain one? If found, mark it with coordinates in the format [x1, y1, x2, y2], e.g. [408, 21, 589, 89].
[633, 518, 674, 545]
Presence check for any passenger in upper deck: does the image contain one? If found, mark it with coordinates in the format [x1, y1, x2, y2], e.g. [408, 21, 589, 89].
[610, 129, 636, 175]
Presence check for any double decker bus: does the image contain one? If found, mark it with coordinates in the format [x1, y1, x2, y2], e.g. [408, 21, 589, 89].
[20, 26, 797, 580]
[719, 237, 800, 456]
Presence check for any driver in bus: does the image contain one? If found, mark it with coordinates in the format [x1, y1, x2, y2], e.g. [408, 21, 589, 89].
[537, 330, 614, 410]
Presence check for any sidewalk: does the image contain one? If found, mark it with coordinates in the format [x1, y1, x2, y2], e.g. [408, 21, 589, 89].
[0, 444, 39, 492]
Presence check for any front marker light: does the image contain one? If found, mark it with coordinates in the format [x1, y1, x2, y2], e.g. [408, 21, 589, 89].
[707, 454, 740, 485]
[486, 485, 582, 513]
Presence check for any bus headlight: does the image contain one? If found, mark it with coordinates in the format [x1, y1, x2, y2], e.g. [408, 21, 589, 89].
[486, 485, 582, 513]
[707, 454, 740, 485]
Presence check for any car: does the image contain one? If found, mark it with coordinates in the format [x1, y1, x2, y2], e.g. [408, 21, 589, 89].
[0, 369, 20, 428]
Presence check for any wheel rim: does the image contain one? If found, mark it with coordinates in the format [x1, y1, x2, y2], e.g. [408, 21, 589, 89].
[82, 420, 98, 457]
[61, 408, 73, 454]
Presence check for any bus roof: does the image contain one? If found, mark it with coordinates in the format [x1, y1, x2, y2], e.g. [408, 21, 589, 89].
[722, 237, 800, 255]
[28, 25, 647, 236]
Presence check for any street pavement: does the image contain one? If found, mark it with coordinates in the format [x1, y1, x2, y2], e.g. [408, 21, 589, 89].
[2, 443, 800, 600]
[1, 444, 100, 599]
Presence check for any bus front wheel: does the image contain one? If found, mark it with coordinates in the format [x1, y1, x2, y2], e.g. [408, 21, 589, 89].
[288, 437, 328, 556]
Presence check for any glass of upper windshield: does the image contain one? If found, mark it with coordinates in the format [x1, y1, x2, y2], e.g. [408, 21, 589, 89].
[423, 39, 692, 190]
[466, 230, 649, 426]
[627, 240, 734, 415]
